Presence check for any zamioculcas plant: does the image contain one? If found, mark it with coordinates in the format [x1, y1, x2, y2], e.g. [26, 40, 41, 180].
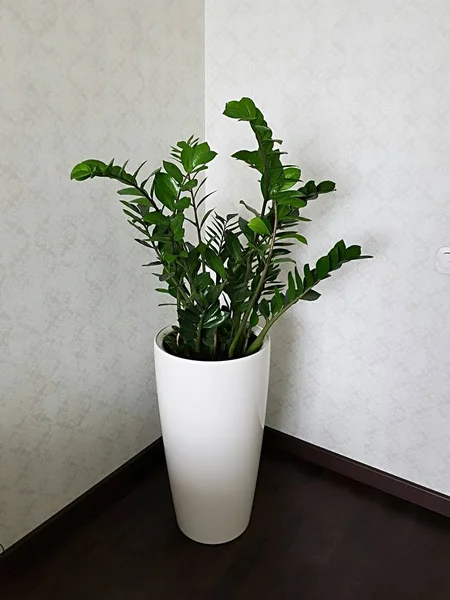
[71, 97, 371, 361]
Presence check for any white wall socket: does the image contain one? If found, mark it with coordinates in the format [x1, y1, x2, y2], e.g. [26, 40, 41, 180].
[435, 247, 450, 274]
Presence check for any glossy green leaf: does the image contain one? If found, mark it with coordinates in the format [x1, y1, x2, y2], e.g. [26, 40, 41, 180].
[163, 160, 183, 184]
[294, 268, 303, 293]
[276, 232, 307, 245]
[192, 142, 217, 168]
[175, 197, 190, 210]
[181, 179, 198, 191]
[154, 172, 177, 210]
[259, 298, 270, 320]
[315, 256, 330, 280]
[232, 150, 263, 172]
[223, 97, 257, 121]
[335, 240, 347, 262]
[249, 311, 259, 327]
[304, 264, 314, 288]
[205, 247, 227, 280]
[271, 288, 284, 313]
[317, 180, 336, 194]
[345, 245, 362, 261]
[117, 187, 143, 196]
[143, 212, 170, 225]
[224, 230, 242, 261]
[248, 217, 271, 236]
[278, 167, 301, 191]
[200, 208, 215, 228]
[287, 272, 296, 302]
[329, 246, 339, 269]
[301, 290, 321, 301]
[194, 272, 214, 292]
[70, 160, 106, 181]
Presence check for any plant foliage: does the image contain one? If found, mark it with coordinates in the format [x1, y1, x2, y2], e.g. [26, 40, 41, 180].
[71, 98, 371, 360]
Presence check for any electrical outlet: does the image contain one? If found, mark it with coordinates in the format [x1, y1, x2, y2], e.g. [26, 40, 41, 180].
[435, 247, 450, 274]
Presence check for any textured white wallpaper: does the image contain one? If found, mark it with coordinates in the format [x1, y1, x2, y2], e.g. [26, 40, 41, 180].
[205, 0, 450, 494]
[0, 0, 204, 549]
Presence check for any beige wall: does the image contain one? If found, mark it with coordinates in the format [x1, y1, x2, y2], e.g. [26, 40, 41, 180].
[0, 0, 204, 549]
[206, 0, 450, 494]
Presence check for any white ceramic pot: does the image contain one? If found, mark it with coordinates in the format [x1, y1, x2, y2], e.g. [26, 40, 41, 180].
[154, 326, 271, 545]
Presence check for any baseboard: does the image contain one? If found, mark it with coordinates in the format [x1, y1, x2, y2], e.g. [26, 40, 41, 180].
[3, 427, 449, 573]
[264, 427, 450, 518]
[0, 437, 164, 573]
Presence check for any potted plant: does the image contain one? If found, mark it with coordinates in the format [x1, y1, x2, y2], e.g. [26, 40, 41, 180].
[71, 97, 371, 544]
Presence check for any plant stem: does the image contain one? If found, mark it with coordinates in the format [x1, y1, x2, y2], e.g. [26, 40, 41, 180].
[244, 281, 316, 355]
[188, 176, 203, 246]
[195, 313, 205, 354]
[228, 202, 278, 358]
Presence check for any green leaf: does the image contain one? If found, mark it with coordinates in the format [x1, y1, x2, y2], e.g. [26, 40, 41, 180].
[294, 268, 303, 293]
[232, 150, 263, 172]
[273, 257, 296, 265]
[123, 209, 143, 221]
[171, 213, 185, 241]
[224, 230, 242, 261]
[70, 160, 106, 181]
[329, 246, 339, 269]
[163, 161, 183, 184]
[276, 232, 307, 245]
[120, 201, 140, 214]
[279, 167, 301, 191]
[181, 179, 198, 191]
[259, 298, 270, 320]
[203, 304, 226, 329]
[194, 272, 214, 292]
[133, 161, 147, 179]
[248, 216, 271, 236]
[142, 261, 161, 267]
[223, 97, 257, 121]
[130, 197, 152, 207]
[135, 239, 152, 248]
[315, 256, 330, 280]
[181, 142, 217, 172]
[192, 142, 217, 168]
[143, 212, 170, 226]
[249, 311, 259, 328]
[317, 180, 336, 194]
[272, 189, 306, 201]
[271, 288, 284, 313]
[304, 264, 314, 288]
[159, 272, 175, 282]
[117, 187, 144, 196]
[277, 205, 291, 219]
[287, 272, 296, 302]
[154, 172, 177, 210]
[305, 180, 317, 195]
[175, 197, 190, 210]
[345, 245, 362, 261]
[275, 196, 308, 208]
[205, 247, 227, 280]
[301, 290, 321, 301]
[200, 208, 215, 228]
[335, 240, 347, 262]
[238, 217, 253, 240]
[180, 145, 194, 172]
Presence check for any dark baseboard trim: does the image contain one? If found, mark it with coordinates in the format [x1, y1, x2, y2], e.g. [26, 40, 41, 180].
[1, 437, 164, 573]
[3, 427, 449, 574]
[264, 427, 450, 518]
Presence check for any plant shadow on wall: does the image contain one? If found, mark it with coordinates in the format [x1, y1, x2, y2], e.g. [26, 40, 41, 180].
[70, 97, 372, 362]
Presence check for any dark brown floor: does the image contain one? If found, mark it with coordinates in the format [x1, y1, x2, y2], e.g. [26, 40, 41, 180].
[3, 449, 450, 600]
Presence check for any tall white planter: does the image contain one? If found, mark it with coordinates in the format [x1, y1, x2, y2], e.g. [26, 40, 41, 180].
[154, 326, 271, 545]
